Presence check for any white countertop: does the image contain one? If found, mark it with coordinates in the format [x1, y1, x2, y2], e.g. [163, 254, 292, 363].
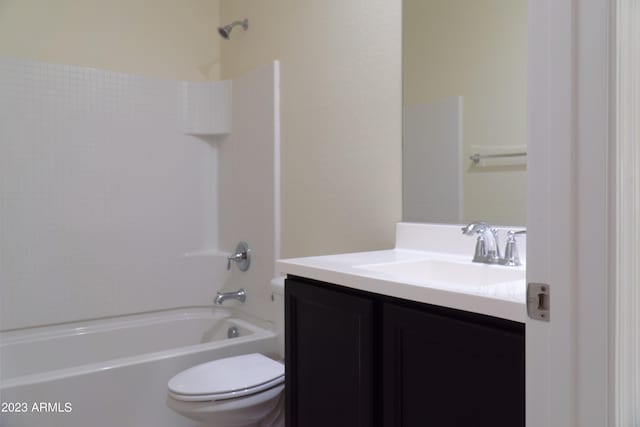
[276, 223, 527, 323]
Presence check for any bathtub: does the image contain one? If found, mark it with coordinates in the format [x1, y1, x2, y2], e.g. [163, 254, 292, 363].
[0, 308, 278, 427]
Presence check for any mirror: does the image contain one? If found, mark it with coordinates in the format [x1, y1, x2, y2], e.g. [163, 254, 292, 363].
[403, 0, 527, 226]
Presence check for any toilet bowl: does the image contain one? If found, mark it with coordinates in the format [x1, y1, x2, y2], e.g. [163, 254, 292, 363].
[166, 353, 285, 427]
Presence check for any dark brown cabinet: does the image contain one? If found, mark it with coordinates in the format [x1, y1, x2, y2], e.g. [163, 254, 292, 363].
[382, 302, 524, 426]
[285, 276, 525, 427]
[285, 276, 375, 427]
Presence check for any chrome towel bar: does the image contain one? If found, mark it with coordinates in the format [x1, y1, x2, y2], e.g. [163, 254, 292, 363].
[469, 152, 527, 165]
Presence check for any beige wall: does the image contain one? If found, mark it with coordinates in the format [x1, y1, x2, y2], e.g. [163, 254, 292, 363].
[220, 0, 403, 257]
[0, 0, 221, 80]
[0, 0, 403, 258]
[404, 0, 527, 225]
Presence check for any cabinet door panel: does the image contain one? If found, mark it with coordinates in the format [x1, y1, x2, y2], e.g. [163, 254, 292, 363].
[383, 303, 524, 427]
[285, 278, 374, 427]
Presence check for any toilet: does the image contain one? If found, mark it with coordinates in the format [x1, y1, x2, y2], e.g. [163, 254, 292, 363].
[166, 353, 285, 427]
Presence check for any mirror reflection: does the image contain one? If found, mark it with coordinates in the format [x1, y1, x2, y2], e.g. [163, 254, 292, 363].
[403, 0, 527, 226]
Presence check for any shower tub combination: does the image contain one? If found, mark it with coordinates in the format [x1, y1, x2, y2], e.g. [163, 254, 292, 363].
[0, 308, 278, 427]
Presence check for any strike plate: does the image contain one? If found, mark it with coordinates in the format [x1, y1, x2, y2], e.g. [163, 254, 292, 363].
[527, 282, 550, 322]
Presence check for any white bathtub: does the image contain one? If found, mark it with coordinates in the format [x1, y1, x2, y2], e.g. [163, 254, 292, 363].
[0, 308, 278, 427]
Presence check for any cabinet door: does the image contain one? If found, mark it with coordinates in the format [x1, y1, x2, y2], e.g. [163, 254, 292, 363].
[285, 278, 374, 427]
[383, 302, 525, 427]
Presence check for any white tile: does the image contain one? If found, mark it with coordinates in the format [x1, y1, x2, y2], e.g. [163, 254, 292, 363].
[0, 58, 232, 330]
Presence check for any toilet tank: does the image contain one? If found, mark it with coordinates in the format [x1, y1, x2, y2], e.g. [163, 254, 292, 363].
[270, 276, 285, 358]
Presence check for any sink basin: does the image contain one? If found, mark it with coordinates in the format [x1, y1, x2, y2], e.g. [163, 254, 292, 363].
[355, 259, 525, 287]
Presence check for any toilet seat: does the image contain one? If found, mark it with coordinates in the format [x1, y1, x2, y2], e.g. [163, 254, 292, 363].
[168, 353, 285, 402]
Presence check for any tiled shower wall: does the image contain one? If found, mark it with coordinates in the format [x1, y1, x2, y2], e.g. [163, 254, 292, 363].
[0, 58, 271, 331]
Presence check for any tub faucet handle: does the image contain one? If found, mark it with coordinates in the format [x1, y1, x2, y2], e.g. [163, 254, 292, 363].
[227, 241, 250, 271]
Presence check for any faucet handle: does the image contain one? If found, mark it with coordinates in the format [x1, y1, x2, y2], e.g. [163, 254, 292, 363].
[473, 234, 488, 263]
[227, 253, 245, 270]
[227, 241, 251, 271]
[491, 228, 501, 259]
[502, 230, 526, 266]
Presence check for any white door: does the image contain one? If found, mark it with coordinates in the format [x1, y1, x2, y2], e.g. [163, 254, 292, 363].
[527, 0, 613, 426]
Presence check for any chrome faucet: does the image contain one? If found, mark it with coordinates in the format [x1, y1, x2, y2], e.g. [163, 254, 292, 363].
[462, 222, 526, 266]
[502, 230, 526, 266]
[227, 242, 251, 272]
[214, 288, 247, 305]
[461, 222, 501, 264]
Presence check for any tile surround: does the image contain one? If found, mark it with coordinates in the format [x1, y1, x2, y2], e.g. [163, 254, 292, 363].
[0, 58, 279, 330]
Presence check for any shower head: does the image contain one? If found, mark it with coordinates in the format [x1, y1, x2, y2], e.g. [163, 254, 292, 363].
[218, 19, 249, 39]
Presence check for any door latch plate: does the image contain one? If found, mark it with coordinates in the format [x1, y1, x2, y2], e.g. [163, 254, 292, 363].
[527, 282, 550, 322]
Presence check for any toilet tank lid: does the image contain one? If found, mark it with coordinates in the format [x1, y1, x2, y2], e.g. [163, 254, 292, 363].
[168, 353, 284, 397]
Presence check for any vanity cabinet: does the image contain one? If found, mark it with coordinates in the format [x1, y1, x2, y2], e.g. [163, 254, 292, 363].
[284, 276, 374, 427]
[285, 276, 525, 427]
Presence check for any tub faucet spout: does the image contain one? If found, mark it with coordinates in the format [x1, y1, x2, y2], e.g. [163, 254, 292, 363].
[214, 288, 247, 305]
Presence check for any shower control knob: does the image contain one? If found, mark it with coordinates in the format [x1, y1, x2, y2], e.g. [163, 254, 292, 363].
[227, 242, 251, 272]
